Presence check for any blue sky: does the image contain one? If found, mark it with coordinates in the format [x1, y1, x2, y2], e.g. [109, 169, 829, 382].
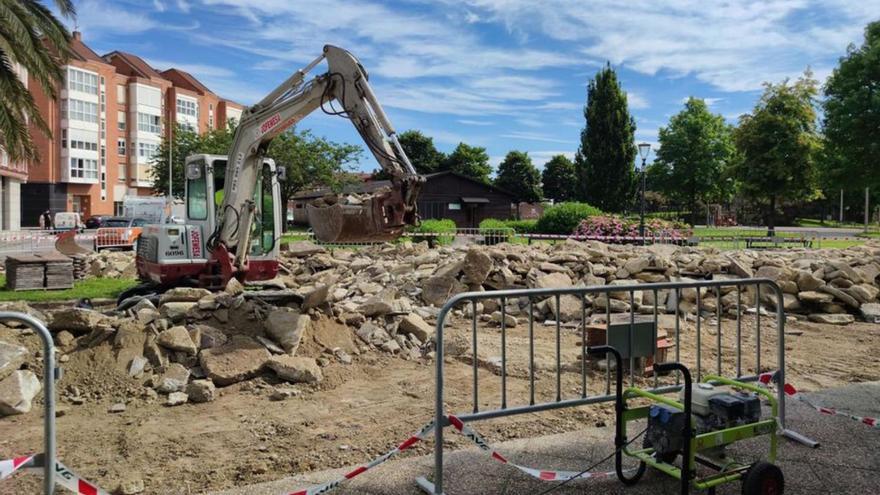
[71, 0, 879, 172]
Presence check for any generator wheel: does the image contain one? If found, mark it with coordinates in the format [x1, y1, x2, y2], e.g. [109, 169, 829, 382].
[742, 462, 784, 495]
[616, 453, 647, 486]
[643, 436, 678, 464]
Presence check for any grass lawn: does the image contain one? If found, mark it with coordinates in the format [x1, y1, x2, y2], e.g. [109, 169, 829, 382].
[796, 217, 880, 232]
[0, 274, 138, 302]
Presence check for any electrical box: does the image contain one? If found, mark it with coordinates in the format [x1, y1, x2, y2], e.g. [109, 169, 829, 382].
[607, 313, 656, 359]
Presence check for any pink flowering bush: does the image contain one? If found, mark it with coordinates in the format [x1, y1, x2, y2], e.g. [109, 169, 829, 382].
[573, 215, 692, 239]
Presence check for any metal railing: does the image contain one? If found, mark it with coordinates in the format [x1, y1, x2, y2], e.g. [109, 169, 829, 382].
[0, 230, 96, 256]
[0, 312, 57, 494]
[94, 227, 138, 250]
[416, 278, 814, 494]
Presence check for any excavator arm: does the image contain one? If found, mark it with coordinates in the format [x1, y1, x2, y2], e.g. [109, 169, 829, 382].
[209, 45, 423, 272]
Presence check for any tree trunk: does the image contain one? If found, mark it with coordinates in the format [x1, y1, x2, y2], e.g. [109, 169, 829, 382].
[766, 196, 776, 236]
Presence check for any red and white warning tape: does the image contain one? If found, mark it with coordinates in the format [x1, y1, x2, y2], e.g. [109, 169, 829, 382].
[758, 372, 879, 428]
[287, 414, 624, 495]
[286, 420, 437, 495]
[447, 415, 620, 482]
[0, 455, 109, 494]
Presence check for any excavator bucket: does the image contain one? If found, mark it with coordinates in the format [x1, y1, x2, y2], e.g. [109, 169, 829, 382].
[54, 230, 94, 256]
[307, 188, 407, 243]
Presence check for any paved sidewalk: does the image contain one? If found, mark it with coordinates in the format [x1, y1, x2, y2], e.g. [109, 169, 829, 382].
[209, 382, 880, 495]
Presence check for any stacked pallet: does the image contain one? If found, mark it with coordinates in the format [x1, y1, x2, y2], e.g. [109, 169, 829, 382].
[4, 253, 74, 291]
[71, 254, 89, 280]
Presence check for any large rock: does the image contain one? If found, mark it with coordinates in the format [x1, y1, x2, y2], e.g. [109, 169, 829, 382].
[623, 257, 650, 275]
[797, 291, 833, 304]
[534, 272, 572, 289]
[157, 326, 197, 355]
[359, 293, 394, 317]
[421, 275, 466, 307]
[463, 248, 493, 285]
[860, 302, 880, 323]
[48, 308, 108, 335]
[160, 302, 196, 322]
[264, 308, 309, 355]
[156, 363, 190, 393]
[755, 265, 792, 282]
[186, 380, 216, 403]
[354, 322, 391, 346]
[286, 240, 326, 257]
[726, 256, 753, 278]
[549, 294, 583, 322]
[159, 287, 212, 305]
[265, 356, 323, 384]
[795, 271, 824, 292]
[399, 314, 433, 342]
[302, 285, 331, 310]
[0, 341, 28, 382]
[844, 284, 879, 304]
[808, 313, 855, 325]
[819, 285, 860, 308]
[0, 370, 41, 416]
[199, 335, 270, 386]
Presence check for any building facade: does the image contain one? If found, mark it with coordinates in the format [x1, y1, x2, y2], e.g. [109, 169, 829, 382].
[0, 63, 28, 229]
[21, 31, 242, 226]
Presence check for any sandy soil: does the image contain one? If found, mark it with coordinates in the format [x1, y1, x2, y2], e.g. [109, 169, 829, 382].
[1, 313, 878, 494]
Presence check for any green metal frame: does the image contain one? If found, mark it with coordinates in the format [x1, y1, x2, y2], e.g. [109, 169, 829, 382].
[620, 375, 779, 491]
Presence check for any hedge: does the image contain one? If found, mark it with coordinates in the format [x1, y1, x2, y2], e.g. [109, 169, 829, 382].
[534, 202, 604, 235]
[408, 218, 456, 245]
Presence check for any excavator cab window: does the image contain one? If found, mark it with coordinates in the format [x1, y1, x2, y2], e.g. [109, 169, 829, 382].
[186, 161, 208, 221]
[248, 163, 276, 256]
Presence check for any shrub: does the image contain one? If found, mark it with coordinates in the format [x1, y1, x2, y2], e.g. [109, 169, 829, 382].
[503, 219, 538, 233]
[478, 218, 511, 245]
[409, 218, 456, 245]
[573, 215, 692, 239]
[534, 202, 604, 235]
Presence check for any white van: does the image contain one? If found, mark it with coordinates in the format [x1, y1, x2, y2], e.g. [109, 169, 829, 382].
[54, 212, 83, 231]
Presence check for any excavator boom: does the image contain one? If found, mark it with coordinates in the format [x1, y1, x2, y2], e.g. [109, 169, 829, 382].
[211, 45, 423, 271]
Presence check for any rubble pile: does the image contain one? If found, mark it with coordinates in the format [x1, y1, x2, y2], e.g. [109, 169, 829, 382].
[83, 250, 137, 279]
[1, 238, 879, 417]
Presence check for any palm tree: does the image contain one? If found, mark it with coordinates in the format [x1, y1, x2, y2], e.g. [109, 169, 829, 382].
[0, 0, 75, 162]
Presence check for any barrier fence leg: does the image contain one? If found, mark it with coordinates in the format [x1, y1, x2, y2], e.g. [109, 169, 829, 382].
[0, 312, 56, 494]
[769, 290, 819, 448]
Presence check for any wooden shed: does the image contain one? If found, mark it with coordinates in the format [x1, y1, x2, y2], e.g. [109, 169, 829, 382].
[290, 171, 516, 229]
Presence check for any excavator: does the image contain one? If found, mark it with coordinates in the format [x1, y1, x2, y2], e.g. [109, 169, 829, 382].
[129, 45, 423, 295]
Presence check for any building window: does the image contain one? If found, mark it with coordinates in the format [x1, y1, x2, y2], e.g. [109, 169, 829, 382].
[61, 129, 67, 148]
[69, 139, 98, 151]
[117, 110, 126, 131]
[63, 99, 98, 123]
[70, 157, 98, 179]
[114, 201, 124, 216]
[176, 98, 198, 117]
[100, 118, 106, 138]
[118, 163, 126, 182]
[137, 113, 161, 133]
[117, 138, 126, 155]
[67, 67, 98, 94]
[208, 115, 214, 128]
[138, 142, 159, 160]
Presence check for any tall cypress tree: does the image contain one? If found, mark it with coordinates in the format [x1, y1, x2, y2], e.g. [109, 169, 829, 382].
[574, 64, 637, 212]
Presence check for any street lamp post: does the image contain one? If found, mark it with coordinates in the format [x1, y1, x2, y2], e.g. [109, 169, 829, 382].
[637, 143, 651, 241]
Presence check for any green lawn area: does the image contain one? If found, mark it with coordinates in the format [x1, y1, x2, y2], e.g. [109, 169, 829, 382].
[796, 217, 880, 232]
[0, 274, 138, 302]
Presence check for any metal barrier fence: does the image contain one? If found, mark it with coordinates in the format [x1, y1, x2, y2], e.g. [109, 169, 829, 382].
[0, 230, 97, 256]
[94, 227, 137, 251]
[0, 312, 56, 494]
[416, 277, 815, 494]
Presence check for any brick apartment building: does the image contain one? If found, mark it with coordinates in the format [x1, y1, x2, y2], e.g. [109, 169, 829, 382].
[0, 63, 29, 230]
[21, 31, 243, 226]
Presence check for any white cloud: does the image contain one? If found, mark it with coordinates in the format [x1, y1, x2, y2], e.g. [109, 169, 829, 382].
[627, 91, 650, 109]
[679, 96, 725, 106]
[458, 119, 494, 126]
[500, 131, 573, 145]
[450, 0, 880, 92]
[75, 0, 197, 34]
[144, 59, 235, 79]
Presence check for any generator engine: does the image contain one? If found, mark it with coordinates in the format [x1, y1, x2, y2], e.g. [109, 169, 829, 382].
[646, 383, 761, 459]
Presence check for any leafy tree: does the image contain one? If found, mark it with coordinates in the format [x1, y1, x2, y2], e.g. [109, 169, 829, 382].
[267, 129, 363, 229]
[442, 142, 492, 183]
[494, 150, 542, 204]
[541, 154, 577, 202]
[733, 73, 821, 233]
[0, 0, 74, 161]
[149, 123, 206, 198]
[398, 129, 445, 174]
[822, 21, 880, 191]
[574, 63, 637, 212]
[654, 98, 736, 225]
